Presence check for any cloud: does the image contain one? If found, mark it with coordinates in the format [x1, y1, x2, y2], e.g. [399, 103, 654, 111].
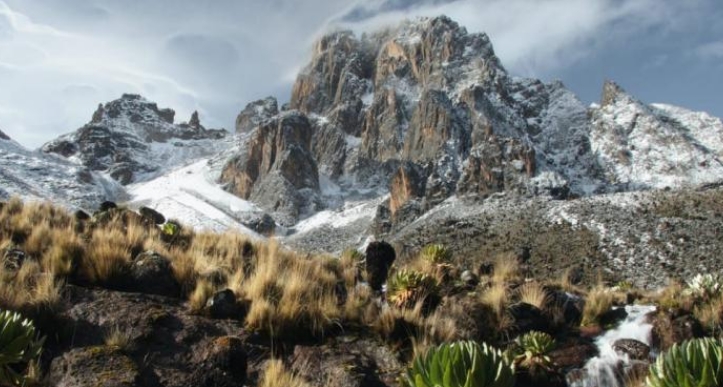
[328, 0, 706, 77]
[694, 41, 723, 60]
[0, 0, 718, 147]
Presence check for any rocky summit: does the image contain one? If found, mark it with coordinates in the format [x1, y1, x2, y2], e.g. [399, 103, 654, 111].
[220, 16, 723, 233]
[42, 94, 227, 185]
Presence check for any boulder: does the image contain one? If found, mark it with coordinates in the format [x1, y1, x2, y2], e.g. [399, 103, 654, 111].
[74, 209, 91, 221]
[508, 302, 550, 334]
[139, 206, 165, 225]
[365, 241, 396, 291]
[99, 201, 118, 212]
[206, 289, 246, 320]
[125, 250, 180, 298]
[49, 346, 141, 387]
[613, 338, 650, 360]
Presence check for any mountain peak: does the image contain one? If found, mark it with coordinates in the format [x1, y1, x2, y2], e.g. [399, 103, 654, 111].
[0, 128, 9, 141]
[600, 80, 632, 107]
[42, 95, 227, 185]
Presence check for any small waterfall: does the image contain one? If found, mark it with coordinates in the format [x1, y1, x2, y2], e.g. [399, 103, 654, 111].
[568, 305, 657, 387]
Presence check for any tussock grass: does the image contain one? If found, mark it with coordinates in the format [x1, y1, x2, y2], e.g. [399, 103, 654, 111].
[517, 281, 549, 310]
[259, 359, 311, 387]
[105, 325, 133, 351]
[492, 253, 520, 285]
[581, 285, 615, 327]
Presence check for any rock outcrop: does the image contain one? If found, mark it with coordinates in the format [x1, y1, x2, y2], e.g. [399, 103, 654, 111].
[235, 97, 278, 134]
[42, 94, 227, 185]
[220, 111, 319, 225]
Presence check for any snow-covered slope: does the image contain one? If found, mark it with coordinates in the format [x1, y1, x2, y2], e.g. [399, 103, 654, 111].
[0, 131, 122, 209]
[589, 82, 723, 190]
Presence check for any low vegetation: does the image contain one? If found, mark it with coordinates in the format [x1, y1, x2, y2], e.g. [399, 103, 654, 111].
[647, 338, 723, 387]
[3, 197, 723, 386]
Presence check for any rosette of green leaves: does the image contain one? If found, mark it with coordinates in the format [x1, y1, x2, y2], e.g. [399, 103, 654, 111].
[647, 337, 723, 387]
[420, 244, 452, 265]
[387, 270, 438, 309]
[0, 310, 45, 385]
[513, 331, 555, 370]
[405, 340, 514, 387]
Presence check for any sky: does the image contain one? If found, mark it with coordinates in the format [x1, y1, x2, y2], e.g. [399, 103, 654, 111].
[0, 0, 721, 148]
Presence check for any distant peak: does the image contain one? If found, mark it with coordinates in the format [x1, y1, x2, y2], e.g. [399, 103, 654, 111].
[600, 80, 629, 107]
[0, 128, 9, 141]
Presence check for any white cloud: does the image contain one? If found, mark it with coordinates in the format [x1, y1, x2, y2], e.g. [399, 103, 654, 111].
[694, 41, 723, 60]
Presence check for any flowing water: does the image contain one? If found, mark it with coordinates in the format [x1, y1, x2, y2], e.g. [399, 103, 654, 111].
[568, 305, 657, 387]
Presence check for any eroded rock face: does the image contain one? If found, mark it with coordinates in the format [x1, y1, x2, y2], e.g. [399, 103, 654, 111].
[42, 94, 227, 185]
[236, 97, 279, 134]
[220, 111, 319, 225]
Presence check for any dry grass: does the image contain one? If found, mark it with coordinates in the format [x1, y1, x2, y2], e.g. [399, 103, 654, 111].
[105, 325, 133, 351]
[492, 253, 520, 285]
[259, 359, 311, 387]
[517, 281, 549, 310]
[242, 241, 341, 339]
[581, 285, 615, 327]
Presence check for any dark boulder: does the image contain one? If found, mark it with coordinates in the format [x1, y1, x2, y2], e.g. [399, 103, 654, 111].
[124, 250, 180, 298]
[139, 206, 165, 225]
[365, 241, 396, 291]
[100, 201, 118, 212]
[206, 289, 246, 319]
[74, 209, 91, 221]
[508, 302, 550, 334]
[652, 311, 704, 350]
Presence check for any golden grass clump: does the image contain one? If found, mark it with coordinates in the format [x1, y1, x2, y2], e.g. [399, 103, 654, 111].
[259, 359, 311, 387]
[104, 325, 133, 351]
[242, 241, 341, 339]
[517, 281, 549, 310]
[581, 285, 614, 327]
[492, 253, 520, 285]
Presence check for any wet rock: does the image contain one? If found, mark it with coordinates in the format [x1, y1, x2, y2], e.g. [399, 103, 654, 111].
[365, 241, 396, 292]
[139, 206, 165, 225]
[550, 337, 598, 369]
[598, 307, 628, 327]
[49, 346, 141, 387]
[613, 338, 650, 360]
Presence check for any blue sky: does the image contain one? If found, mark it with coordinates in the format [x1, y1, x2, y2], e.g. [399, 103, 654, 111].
[0, 0, 720, 148]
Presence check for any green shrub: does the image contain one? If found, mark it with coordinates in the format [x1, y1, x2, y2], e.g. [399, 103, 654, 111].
[513, 331, 555, 371]
[647, 337, 723, 387]
[405, 340, 514, 387]
[387, 270, 438, 309]
[0, 310, 45, 385]
[420, 244, 452, 265]
[161, 221, 180, 237]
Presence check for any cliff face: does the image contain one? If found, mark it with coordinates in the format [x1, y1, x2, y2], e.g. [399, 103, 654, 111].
[220, 15, 723, 231]
[220, 112, 319, 226]
[42, 94, 227, 185]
